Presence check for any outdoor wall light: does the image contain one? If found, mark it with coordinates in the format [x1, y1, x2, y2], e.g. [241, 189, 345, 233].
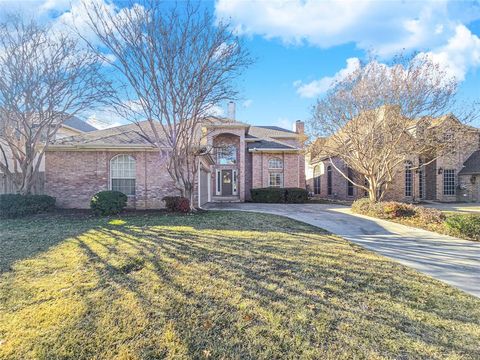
[438, 167, 443, 175]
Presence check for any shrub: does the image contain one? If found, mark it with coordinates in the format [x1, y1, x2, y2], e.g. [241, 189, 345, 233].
[90, 191, 127, 216]
[351, 198, 374, 214]
[0, 194, 56, 218]
[415, 206, 445, 224]
[446, 214, 480, 241]
[177, 197, 191, 213]
[382, 202, 416, 219]
[250, 188, 285, 203]
[162, 196, 190, 212]
[285, 188, 309, 203]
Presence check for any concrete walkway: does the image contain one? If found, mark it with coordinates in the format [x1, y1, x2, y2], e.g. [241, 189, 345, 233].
[205, 203, 480, 298]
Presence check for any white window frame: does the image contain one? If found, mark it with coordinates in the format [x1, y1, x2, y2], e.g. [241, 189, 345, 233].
[443, 169, 456, 196]
[110, 154, 136, 196]
[269, 172, 283, 188]
[405, 161, 413, 197]
[268, 157, 283, 170]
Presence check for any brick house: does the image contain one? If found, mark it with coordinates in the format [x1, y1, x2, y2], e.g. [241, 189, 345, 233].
[45, 116, 306, 208]
[306, 115, 480, 202]
[1, 116, 97, 194]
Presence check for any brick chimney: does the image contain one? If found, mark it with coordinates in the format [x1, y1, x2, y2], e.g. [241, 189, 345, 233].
[295, 120, 304, 134]
[227, 101, 236, 120]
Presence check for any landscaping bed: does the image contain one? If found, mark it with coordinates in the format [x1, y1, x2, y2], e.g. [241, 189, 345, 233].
[1, 211, 479, 359]
[352, 199, 480, 241]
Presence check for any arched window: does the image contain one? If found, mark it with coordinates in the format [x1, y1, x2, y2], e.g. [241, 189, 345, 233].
[313, 165, 321, 194]
[327, 165, 333, 195]
[268, 158, 283, 169]
[405, 161, 413, 197]
[217, 145, 237, 165]
[110, 154, 136, 195]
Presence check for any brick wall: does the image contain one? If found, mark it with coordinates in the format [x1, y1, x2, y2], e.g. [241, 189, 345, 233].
[251, 152, 305, 188]
[306, 132, 480, 203]
[45, 150, 178, 209]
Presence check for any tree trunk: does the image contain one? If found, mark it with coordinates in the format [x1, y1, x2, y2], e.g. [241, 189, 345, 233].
[366, 176, 381, 202]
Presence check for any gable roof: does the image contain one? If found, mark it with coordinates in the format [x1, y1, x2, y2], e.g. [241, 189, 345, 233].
[247, 139, 296, 151]
[459, 150, 480, 175]
[51, 121, 159, 148]
[63, 116, 97, 132]
[247, 125, 299, 139]
[50, 117, 301, 150]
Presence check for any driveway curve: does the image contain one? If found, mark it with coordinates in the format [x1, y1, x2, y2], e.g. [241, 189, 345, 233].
[205, 202, 480, 298]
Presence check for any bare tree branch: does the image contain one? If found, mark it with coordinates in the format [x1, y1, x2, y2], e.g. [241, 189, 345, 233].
[0, 15, 114, 194]
[309, 54, 479, 202]
[80, 0, 251, 206]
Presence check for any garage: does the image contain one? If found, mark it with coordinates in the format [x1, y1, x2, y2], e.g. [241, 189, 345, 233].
[199, 168, 210, 206]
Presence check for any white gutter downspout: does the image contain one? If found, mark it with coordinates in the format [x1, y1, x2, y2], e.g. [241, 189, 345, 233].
[198, 157, 201, 208]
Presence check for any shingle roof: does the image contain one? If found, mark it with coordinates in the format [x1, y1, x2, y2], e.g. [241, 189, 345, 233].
[459, 150, 480, 175]
[51, 121, 158, 147]
[51, 117, 301, 148]
[247, 139, 296, 150]
[63, 116, 97, 132]
[247, 125, 299, 139]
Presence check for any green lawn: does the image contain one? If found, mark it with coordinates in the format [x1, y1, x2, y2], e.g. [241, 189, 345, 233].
[1, 211, 479, 359]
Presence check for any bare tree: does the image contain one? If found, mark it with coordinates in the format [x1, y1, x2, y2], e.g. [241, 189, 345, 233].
[0, 15, 112, 195]
[308, 55, 478, 202]
[80, 1, 251, 206]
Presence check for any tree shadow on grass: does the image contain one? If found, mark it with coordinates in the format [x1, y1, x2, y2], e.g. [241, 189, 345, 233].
[1, 211, 480, 359]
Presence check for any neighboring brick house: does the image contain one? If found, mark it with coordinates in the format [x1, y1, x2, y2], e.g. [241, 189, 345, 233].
[306, 115, 480, 203]
[1, 116, 97, 194]
[45, 116, 306, 209]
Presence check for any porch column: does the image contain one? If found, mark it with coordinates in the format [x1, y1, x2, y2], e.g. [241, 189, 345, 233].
[240, 134, 246, 201]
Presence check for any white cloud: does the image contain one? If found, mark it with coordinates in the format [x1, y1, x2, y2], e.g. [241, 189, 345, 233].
[206, 104, 225, 117]
[85, 106, 125, 129]
[86, 116, 122, 130]
[418, 25, 480, 81]
[294, 57, 360, 98]
[276, 117, 294, 131]
[242, 99, 253, 108]
[215, 0, 475, 57]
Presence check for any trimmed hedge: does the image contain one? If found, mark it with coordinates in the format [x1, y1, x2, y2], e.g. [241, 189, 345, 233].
[0, 194, 56, 218]
[250, 187, 308, 204]
[162, 196, 190, 213]
[446, 214, 480, 241]
[285, 187, 309, 203]
[90, 191, 127, 216]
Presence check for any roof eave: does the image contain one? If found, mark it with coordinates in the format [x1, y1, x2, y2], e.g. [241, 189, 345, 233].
[47, 144, 159, 151]
[248, 148, 300, 153]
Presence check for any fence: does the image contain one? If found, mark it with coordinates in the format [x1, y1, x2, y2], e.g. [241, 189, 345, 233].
[0, 172, 45, 194]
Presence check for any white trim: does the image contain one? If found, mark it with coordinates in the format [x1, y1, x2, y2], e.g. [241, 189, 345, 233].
[208, 171, 212, 202]
[248, 148, 299, 153]
[198, 158, 201, 208]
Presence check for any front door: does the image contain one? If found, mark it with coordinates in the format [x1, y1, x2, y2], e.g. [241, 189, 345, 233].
[221, 170, 233, 196]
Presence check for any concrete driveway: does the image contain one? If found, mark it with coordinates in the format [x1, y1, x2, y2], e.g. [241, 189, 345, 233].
[205, 202, 480, 298]
[423, 202, 480, 214]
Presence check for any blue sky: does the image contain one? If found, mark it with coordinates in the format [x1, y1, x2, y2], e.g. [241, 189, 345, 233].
[0, 0, 479, 129]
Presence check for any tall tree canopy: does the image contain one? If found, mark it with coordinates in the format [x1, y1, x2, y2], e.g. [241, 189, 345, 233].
[81, 0, 251, 205]
[0, 15, 112, 194]
[309, 55, 477, 202]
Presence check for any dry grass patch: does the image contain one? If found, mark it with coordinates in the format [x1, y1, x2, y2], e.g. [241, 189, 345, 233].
[1, 211, 479, 359]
